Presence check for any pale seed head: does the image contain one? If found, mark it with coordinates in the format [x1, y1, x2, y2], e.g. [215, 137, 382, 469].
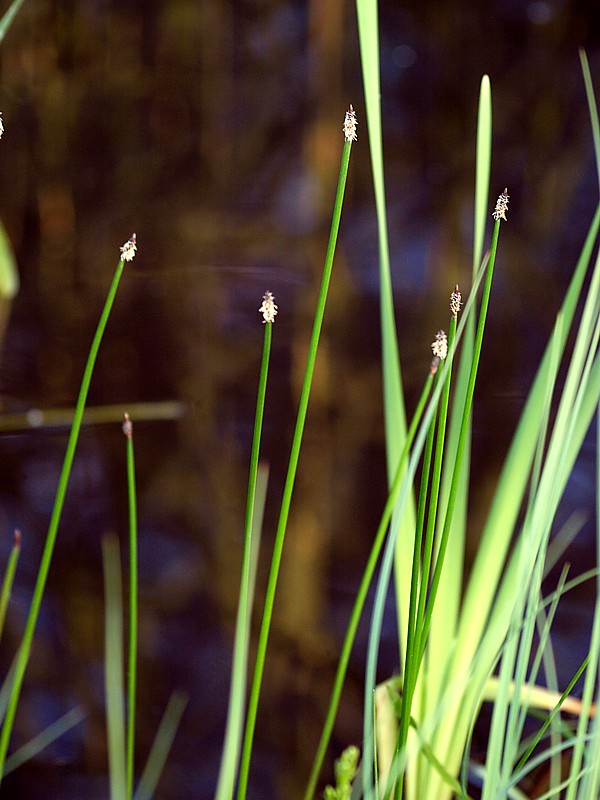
[450, 284, 462, 318]
[431, 329, 448, 360]
[343, 105, 358, 142]
[120, 233, 137, 262]
[492, 188, 509, 221]
[259, 290, 278, 324]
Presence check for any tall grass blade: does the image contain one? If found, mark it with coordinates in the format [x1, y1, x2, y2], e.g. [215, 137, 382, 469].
[103, 535, 127, 800]
[123, 414, 138, 800]
[216, 464, 269, 798]
[2, 707, 85, 777]
[0, 0, 26, 44]
[355, 0, 405, 473]
[0, 531, 20, 641]
[133, 692, 188, 800]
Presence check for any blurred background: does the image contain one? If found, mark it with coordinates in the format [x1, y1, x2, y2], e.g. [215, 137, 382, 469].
[0, 1, 599, 798]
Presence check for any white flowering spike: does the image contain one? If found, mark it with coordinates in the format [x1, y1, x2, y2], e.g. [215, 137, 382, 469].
[0, 112, 4, 139]
[343, 105, 357, 142]
[492, 188, 509, 221]
[450, 284, 462, 318]
[120, 233, 137, 262]
[122, 412, 132, 439]
[431, 329, 448, 360]
[259, 290, 278, 324]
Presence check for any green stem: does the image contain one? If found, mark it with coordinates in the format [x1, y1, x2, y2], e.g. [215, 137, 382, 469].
[0, 530, 21, 642]
[395, 317, 457, 799]
[303, 372, 434, 800]
[0, 255, 127, 781]
[125, 416, 139, 800]
[237, 132, 354, 800]
[216, 318, 272, 800]
[394, 373, 440, 796]
[418, 217, 503, 667]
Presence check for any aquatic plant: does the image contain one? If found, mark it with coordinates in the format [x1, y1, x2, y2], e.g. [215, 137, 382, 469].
[219, 9, 600, 800]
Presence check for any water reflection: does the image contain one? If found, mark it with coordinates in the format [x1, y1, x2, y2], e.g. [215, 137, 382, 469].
[0, 2, 598, 798]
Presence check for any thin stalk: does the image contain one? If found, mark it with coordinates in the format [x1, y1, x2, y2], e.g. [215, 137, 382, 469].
[123, 414, 138, 800]
[237, 110, 356, 800]
[361, 260, 487, 800]
[103, 535, 127, 800]
[393, 373, 440, 794]
[397, 317, 458, 793]
[418, 206, 506, 666]
[133, 692, 188, 800]
[514, 659, 590, 777]
[216, 307, 274, 800]
[0, 530, 20, 641]
[304, 371, 434, 800]
[366, 370, 439, 799]
[0, 246, 130, 781]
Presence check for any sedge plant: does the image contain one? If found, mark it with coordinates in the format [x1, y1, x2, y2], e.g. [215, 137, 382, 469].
[235, 105, 358, 799]
[316, 4, 600, 798]
[216, 291, 275, 800]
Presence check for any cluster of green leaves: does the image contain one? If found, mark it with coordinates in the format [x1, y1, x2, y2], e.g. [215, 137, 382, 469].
[220, 4, 600, 800]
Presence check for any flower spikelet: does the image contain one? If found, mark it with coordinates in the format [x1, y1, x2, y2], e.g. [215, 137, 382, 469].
[431, 330, 448, 360]
[122, 412, 133, 439]
[343, 105, 357, 142]
[259, 291, 278, 324]
[450, 284, 462, 318]
[120, 233, 137, 262]
[492, 188, 509, 221]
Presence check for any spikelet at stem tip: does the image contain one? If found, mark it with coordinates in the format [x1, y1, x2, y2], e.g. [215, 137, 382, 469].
[343, 105, 357, 142]
[259, 291, 278, 324]
[120, 233, 137, 262]
[431, 330, 448, 360]
[122, 412, 133, 439]
[492, 188, 509, 221]
[450, 284, 462, 318]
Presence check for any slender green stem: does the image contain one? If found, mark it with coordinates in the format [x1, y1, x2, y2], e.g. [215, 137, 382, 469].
[303, 372, 434, 800]
[133, 692, 188, 800]
[418, 216, 504, 667]
[0, 530, 20, 642]
[216, 317, 272, 800]
[395, 373, 440, 782]
[514, 655, 589, 777]
[237, 128, 354, 800]
[103, 535, 127, 800]
[0, 255, 127, 781]
[124, 415, 138, 800]
[394, 316, 459, 799]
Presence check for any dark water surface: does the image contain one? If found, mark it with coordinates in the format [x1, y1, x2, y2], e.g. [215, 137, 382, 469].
[0, 2, 599, 798]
